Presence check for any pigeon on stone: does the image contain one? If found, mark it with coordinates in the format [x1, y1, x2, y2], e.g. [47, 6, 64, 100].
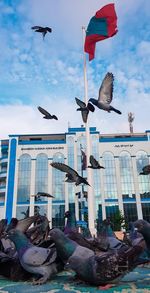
[134, 220, 150, 252]
[31, 26, 52, 39]
[50, 228, 145, 286]
[88, 155, 105, 169]
[7, 229, 59, 285]
[139, 164, 150, 175]
[89, 72, 121, 115]
[51, 162, 90, 186]
[38, 106, 58, 120]
[75, 97, 95, 123]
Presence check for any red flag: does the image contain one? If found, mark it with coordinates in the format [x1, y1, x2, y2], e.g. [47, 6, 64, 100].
[84, 3, 118, 61]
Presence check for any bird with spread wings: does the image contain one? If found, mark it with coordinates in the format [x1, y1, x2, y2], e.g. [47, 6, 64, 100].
[89, 72, 121, 115]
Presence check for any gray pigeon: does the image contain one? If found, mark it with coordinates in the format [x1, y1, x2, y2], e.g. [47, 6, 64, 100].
[7, 229, 59, 285]
[75, 97, 95, 123]
[31, 26, 52, 39]
[51, 162, 90, 186]
[38, 106, 58, 120]
[139, 164, 150, 175]
[50, 228, 145, 286]
[89, 72, 121, 115]
[134, 219, 150, 252]
[88, 155, 105, 169]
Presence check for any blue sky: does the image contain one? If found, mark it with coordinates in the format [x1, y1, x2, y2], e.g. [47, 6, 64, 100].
[0, 0, 150, 138]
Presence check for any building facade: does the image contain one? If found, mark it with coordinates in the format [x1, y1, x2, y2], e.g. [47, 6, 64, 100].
[0, 126, 150, 229]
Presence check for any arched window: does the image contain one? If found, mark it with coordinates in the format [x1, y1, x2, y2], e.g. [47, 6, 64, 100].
[91, 135, 101, 199]
[17, 154, 31, 203]
[102, 152, 117, 199]
[52, 152, 65, 200]
[136, 151, 150, 199]
[35, 153, 48, 201]
[67, 136, 75, 203]
[119, 151, 135, 199]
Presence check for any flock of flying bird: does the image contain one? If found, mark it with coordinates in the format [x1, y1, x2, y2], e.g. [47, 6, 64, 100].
[0, 25, 150, 288]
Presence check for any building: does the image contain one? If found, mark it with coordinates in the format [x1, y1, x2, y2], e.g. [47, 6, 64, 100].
[0, 126, 150, 229]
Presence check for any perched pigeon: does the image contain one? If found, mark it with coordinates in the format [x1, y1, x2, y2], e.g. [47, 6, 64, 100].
[31, 26, 52, 39]
[38, 106, 58, 120]
[88, 155, 105, 169]
[75, 97, 95, 123]
[31, 192, 54, 199]
[64, 211, 77, 235]
[50, 228, 145, 286]
[51, 162, 90, 186]
[134, 220, 150, 252]
[139, 164, 150, 175]
[7, 229, 59, 285]
[89, 72, 122, 115]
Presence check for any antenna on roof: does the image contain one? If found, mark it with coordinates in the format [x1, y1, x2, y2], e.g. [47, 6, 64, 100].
[128, 112, 134, 134]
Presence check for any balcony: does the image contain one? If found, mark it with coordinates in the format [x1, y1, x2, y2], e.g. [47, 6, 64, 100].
[0, 156, 8, 164]
[0, 185, 6, 193]
[0, 171, 7, 178]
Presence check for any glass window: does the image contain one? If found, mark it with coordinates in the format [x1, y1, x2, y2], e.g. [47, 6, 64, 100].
[141, 203, 150, 222]
[67, 136, 75, 203]
[34, 205, 47, 217]
[52, 204, 65, 229]
[123, 203, 138, 222]
[136, 151, 150, 199]
[119, 151, 135, 199]
[16, 205, 30, 219]
[52, 152, 65, 200]
[17, 154, 31, 203]
[102, 152, 118, 199]
[35, 153, 48, 201]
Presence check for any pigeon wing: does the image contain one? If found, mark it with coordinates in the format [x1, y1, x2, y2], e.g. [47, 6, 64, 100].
[22, 246, 57, 266]
[98, 72, 114, 104]
[82, 109, 88, 123]
[38, 106, 50, 116]
[87, 102, 95, 112]
[51, 162, 78, 178]
[75, 97, 86, 108]
[90, 155, 99, 168]
[31, 26, 43, 30]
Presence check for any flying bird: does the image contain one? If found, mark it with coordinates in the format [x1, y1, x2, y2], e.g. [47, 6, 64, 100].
[31, 26, 52, 39]
[88, 155, 105, 169]
[38, 106, 58, 120]
[139, 164, 150, 175]
[75, 97, 95, 123]
[31, 192, 54, 199]
[51, 162, 90, 186]
[89, 72, 122, 115]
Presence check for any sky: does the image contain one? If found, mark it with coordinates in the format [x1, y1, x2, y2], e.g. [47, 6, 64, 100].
[0, 0, 150, 139]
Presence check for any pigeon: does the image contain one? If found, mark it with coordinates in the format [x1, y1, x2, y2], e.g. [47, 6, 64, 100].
[88, 155, 105, 169]
[89, 72, 122, 115]
[31, 192, 54, 199]
[7, 229, 59, 285]
[50, 228, 145, 286]
[31, 26, 52, 39]
[64, 211, 77, 235]
[51, 162, 90, 186]
[139, 164, 150, 175]
[134, 220, 150, 252]
[38, 106, 58, 120]
[75, 97, 95, 123]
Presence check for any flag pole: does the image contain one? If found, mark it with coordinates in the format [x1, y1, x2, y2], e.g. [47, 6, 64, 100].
[82, 26, 96, 236]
